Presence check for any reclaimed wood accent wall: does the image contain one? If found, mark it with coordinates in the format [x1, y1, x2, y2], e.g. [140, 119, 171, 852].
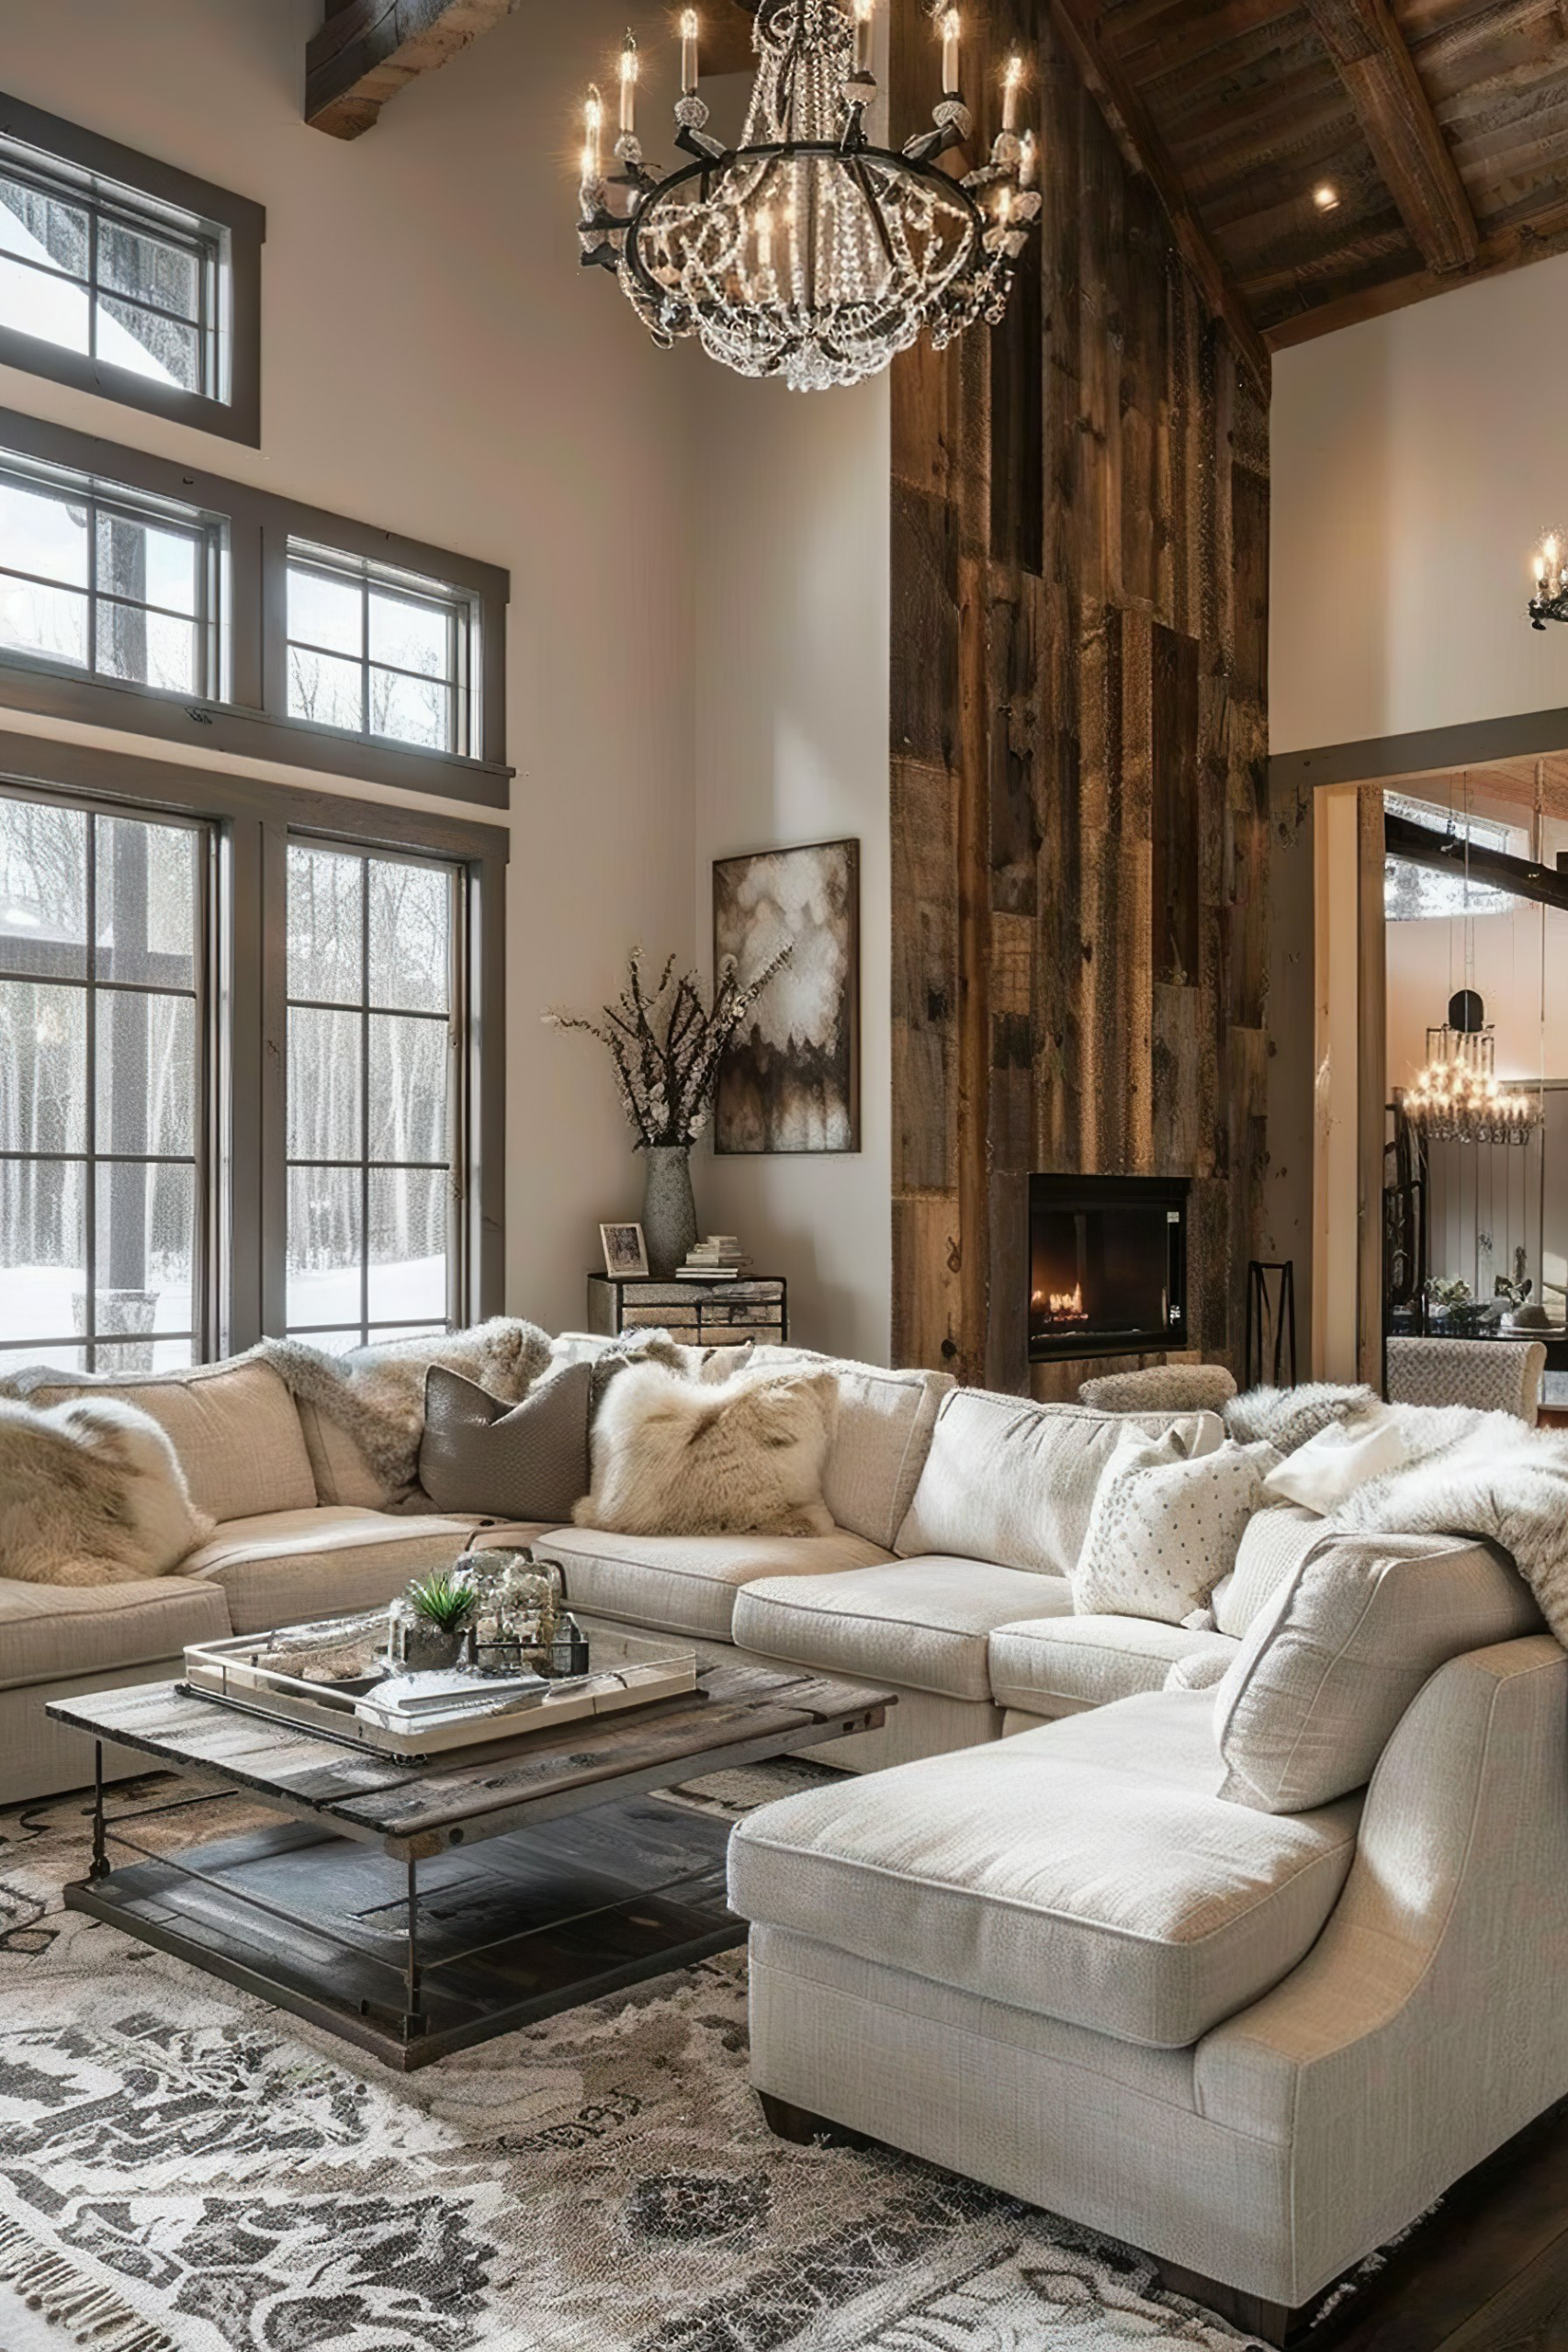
[889, 1, 1271, 1395]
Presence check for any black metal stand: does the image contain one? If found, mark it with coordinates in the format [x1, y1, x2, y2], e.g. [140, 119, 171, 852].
[1246, 1261, 1298, 1389]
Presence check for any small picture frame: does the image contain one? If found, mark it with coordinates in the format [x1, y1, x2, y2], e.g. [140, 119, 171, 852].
[600, 1221, 650, 1279]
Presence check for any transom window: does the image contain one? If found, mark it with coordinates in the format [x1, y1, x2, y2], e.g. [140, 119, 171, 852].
[285, 840, 460, 1351]
[0, 456, 222, 699]
[287, 543, 477, 758]
[0, 135, 221, 400]
[0, 787, 211, 1374]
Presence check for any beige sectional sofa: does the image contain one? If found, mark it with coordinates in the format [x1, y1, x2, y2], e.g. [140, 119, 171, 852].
[5, 1333, 1562, 2342]
[1, 1356, 503, 1799]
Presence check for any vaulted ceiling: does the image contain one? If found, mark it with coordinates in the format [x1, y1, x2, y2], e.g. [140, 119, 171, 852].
[307, 0, 1568, 359]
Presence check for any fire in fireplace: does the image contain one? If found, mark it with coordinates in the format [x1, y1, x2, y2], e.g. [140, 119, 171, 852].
[1029, 1174, 1190, 1363]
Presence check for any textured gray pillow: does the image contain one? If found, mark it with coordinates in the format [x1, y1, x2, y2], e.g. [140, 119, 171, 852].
[419, 1362, 591, 1522]
[1077, 1364, 1238, 1415]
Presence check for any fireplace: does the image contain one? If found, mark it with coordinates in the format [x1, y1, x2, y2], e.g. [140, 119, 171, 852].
[1029, 1175, 1190, 1363]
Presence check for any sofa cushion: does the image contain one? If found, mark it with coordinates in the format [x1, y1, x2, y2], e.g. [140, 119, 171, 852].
[1213, 1526, 1543, 1812]
[0, 1575, 231, 1693]
[728, 1687, 1362, 2048]
[750, 1351, 953, 1549]
[182, 1506, 489, 1636]
[1212, 1505, 1324, 1638]
[1070, 1429, 1271, 1624]
[894, 1391, 1224, 1580]
[733, 1558, 1073, 1702]
[295, 1397, 389, 1509]
[17, 1361, 316, 1523]
[987, 1615, 1241, 1718]
[537, 1526, 889, 1642]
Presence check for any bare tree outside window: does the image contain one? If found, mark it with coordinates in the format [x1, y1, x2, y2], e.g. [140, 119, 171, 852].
[0, 458, 220, 698]
[286, 542, 474, 758]
[0, 786, 209, 1374]
[285, 839, 458, 1351]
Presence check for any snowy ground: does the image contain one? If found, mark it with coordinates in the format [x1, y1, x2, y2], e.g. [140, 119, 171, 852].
[1, 1258, 446, 1366]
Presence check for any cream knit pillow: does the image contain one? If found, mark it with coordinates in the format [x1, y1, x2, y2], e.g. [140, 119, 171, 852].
[1072, 1426, 1273, 1624]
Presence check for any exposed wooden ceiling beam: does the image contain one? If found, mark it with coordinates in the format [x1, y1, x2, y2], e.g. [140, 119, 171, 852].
[1264, 181, 1568, 345]
[307, 0, 520, 140]
[1049, 0, 1273, 390]
[1304, 0, 1481, 270]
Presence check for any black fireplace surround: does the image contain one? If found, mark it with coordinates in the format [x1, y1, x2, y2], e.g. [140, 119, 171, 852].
[1029, 1174, 1190, 1363]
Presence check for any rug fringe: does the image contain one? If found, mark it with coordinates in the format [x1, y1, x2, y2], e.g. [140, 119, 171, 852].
[0, 2218, 181, 2352]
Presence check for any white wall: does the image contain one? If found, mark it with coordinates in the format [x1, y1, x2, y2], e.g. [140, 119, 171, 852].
[1271, 250, 1568, 755]
[0, 0, 701, 1340]
[691, 369, 893, 1363]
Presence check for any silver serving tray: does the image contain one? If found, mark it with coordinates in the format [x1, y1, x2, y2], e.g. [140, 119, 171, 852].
[182, 1619, 698, 1758]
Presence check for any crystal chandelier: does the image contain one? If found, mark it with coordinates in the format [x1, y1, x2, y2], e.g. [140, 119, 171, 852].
[1404, 990, 1542, 1148]
[576, 0, 1041, 392]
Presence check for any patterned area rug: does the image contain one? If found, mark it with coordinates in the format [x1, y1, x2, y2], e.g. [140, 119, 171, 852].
[0, 1770, 1252, 2352]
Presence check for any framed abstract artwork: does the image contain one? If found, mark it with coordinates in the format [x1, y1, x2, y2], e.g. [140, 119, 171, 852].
[713, 838, 861, 1155]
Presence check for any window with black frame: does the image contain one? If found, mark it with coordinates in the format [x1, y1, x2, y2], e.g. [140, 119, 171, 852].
[0, 785, 212, 1374]
[0, 95, 263, 443]
[285, 839, 461, 1351]
[286, 541, 477, 759]
[0, 455, 223, 700]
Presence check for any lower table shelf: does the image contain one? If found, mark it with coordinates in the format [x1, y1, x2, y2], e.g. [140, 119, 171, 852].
[66, 1789, 739, 2071]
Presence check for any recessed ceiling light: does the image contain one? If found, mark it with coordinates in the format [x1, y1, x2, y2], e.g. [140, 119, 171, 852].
[1313, 182, 1340, 211]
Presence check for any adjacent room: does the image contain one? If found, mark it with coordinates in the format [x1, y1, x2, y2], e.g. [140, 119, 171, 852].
[4, 3, 1568, 2346]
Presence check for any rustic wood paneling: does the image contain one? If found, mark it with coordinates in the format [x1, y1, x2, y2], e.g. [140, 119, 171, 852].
[889, 2, 1271, 1391]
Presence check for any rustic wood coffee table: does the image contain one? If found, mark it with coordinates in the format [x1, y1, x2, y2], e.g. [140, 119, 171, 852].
[47, 1656, 891, 2071]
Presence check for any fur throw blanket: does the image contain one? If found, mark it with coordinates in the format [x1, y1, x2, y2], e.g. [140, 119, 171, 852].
[1232, 1380, 1568, 1650]
[1333, 1411, 1568, 1647]
[0, 1397, 213, 1586]
[1224, 1382, 1381, 1454]
[254, 1318, 551, 1498]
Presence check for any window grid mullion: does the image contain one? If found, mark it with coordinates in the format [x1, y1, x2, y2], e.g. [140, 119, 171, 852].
[83, 807, 96, 1371]
[359, 853, 371, 1349]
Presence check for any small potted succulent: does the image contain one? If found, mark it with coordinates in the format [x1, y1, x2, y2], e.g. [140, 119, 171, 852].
[395, 1570, 479, 1672]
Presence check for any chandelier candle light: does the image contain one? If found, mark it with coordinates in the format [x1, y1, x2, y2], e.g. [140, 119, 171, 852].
[575, 0, 1042, 391]
[1529, 531, 1568, 627]
[1405, 989, 1542, 1148]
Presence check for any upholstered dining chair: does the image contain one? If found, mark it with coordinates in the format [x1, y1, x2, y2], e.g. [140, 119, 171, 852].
[1385, 1336, 1549, 1425]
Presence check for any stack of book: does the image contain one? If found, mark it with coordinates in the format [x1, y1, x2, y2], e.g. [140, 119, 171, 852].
[678, 1236, 751, 1281]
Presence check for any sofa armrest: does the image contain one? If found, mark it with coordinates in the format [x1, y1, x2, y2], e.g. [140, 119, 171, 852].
[1193, 1634, 1568, 2301]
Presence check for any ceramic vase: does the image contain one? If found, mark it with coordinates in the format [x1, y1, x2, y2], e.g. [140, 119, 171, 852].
[642, 1144, 698, 1278]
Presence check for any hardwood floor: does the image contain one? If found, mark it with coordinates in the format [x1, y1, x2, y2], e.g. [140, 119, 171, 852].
[1301, 2107, 1568, 2351]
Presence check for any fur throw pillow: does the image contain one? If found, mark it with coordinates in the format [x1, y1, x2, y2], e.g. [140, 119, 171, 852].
[0, 1396, 214, 1587]
[254, 1318, 551, 1500]
[575, 1363, 839, 1539]
[1224, 1382, 1380, 1455]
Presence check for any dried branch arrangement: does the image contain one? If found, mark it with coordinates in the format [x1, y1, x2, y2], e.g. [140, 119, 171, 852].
[546, 946, 791, 1148]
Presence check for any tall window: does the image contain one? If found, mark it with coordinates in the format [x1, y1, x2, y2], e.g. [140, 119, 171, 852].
[0, 787, 210, 1374]
[285, 841, 459, 1351]
[0, 456, 222, 698]
[287, 542, 477, 758]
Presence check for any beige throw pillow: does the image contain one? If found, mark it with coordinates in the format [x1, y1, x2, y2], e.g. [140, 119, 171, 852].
[1213, 1526, 1542, 1812]
[574, 1363, 839, 1538]
[1071, 1427, 1272, 1624]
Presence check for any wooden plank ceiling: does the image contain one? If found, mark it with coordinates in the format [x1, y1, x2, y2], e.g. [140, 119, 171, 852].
[306, 0, 1568, 353]
[1080, 0, 1568, 347]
